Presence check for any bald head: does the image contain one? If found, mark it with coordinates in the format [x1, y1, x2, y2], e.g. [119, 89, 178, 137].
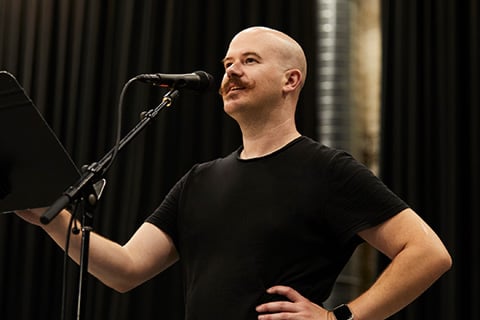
[230, 26, 308, 88]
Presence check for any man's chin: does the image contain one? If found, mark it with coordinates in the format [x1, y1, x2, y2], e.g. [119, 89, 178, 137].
[223, 102, 244, 119]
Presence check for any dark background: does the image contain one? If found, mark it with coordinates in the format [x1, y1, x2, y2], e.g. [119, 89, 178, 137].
[0, 0, 478, 319]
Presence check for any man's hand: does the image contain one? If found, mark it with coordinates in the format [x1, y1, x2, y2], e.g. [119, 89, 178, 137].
[256, 285, 333, 319]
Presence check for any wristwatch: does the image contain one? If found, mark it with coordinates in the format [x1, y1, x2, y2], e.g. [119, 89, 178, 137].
[332, 304, 354, 320]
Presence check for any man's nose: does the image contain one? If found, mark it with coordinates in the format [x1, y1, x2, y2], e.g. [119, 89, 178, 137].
[225, 62, 243, 78]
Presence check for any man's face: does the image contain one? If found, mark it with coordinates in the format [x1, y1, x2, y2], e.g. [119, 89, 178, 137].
[219, 30, 286, 119]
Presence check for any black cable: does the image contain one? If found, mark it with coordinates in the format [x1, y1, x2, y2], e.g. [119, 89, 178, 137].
[102, 77, 137, 174]
[58, 76, 136, 319]
[58, 75, 150, 319]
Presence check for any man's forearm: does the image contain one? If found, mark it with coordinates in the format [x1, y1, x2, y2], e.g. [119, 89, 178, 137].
[348, 241, 452, 319]
[41, 209, 135, 291]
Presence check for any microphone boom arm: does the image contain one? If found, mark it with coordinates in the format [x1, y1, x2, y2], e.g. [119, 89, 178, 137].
[40, 88, 180, 224]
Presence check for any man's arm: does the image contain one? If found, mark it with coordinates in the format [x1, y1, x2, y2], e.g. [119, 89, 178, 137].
[348, 207, 452, 319]
[256, 208, 452, 320]
[15, 208, 179, 292]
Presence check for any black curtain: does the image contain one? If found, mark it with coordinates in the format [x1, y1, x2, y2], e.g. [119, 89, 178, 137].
[0, 1, 317, 319]
[381, 0, 479, 319]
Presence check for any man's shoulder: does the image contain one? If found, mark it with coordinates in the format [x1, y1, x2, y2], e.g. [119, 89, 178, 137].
[294, 136, 348, 161]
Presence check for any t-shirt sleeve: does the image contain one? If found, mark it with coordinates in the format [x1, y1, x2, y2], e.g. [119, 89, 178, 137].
[145, 170, 191, 246]
[324, 150, 409, 241]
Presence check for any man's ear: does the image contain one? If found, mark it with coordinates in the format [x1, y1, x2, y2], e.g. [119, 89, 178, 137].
[282, 69, 303, 93]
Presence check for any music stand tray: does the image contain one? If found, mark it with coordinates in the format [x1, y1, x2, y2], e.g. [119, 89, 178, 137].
[0, 71, 80, 214]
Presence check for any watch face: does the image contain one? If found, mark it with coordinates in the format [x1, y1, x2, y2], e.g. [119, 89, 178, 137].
[333, 304, 353, 320]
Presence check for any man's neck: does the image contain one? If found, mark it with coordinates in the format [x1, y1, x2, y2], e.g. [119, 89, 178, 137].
[239, 120, 301, 159]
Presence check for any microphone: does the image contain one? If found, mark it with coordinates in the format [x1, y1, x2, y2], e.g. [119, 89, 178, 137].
[134, 71, 214, 91]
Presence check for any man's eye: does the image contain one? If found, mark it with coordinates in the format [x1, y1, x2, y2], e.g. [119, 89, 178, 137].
[245, 58, 257, 64]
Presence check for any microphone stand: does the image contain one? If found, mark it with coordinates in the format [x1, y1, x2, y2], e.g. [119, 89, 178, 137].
[40, 88, 180, 320]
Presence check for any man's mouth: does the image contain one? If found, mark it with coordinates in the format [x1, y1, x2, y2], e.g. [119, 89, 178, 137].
[229, 86, 244, 92]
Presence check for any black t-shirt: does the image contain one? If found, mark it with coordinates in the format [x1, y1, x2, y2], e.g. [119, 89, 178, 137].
[146, 136, 408, 320]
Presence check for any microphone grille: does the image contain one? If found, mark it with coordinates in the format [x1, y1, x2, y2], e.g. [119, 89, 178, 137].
[194, 71, 215, 90]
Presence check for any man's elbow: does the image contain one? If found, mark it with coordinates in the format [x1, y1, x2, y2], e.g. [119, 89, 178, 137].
[97, 275, 141, 294]
[114, 285, 135, 294]
[439, 248, 453, 273]
[431, 243, 453, 277]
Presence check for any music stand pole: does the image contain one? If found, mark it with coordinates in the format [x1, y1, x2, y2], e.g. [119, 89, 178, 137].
[75, 180, 104, 320]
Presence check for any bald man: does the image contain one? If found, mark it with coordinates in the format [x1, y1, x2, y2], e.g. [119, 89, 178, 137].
[16, 27, 451, 320]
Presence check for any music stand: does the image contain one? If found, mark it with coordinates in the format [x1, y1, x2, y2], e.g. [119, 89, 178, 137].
[1, 69, 181, 320]
[0, 71, 80, 214]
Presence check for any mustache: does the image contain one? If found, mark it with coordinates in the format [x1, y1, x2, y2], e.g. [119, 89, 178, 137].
[218, 78, 254, 96]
